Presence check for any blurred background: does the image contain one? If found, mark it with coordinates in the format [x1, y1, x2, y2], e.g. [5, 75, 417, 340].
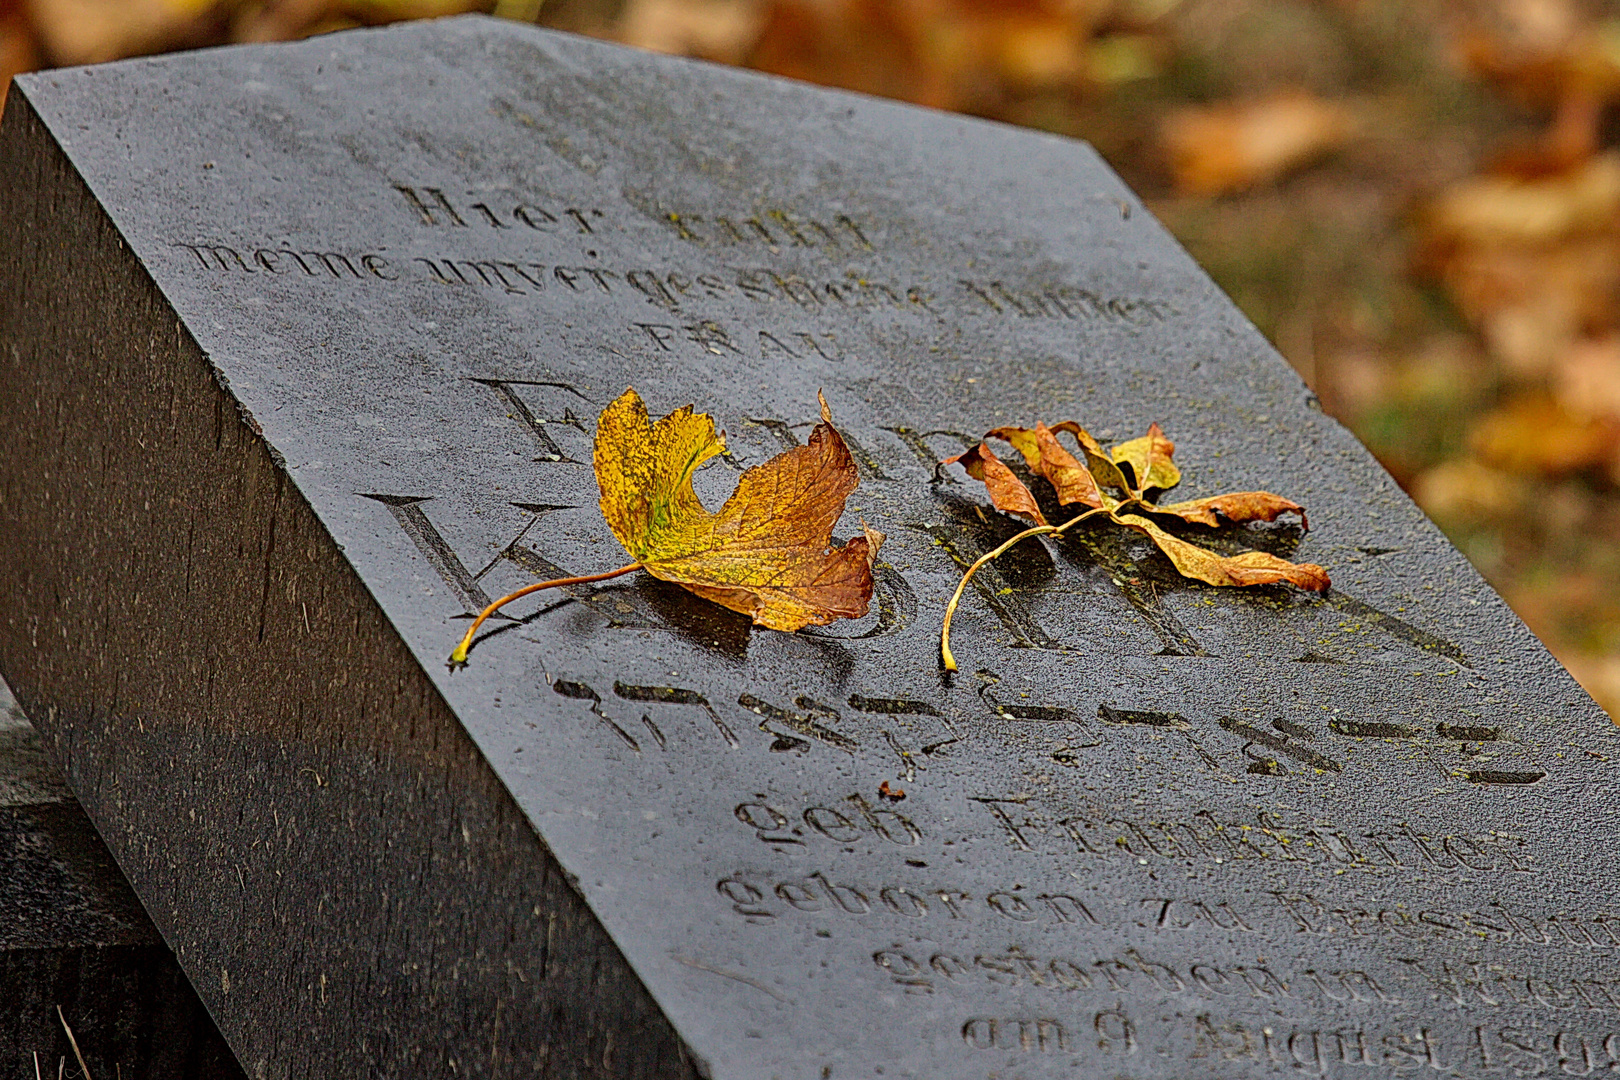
[3, 0, 1617, 717]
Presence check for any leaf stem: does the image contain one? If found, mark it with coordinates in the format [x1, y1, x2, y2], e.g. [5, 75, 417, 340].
[449, 562, 642, 667]
[940, 508, 1108, 672]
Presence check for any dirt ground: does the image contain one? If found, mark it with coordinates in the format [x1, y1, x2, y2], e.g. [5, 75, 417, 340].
[5, 0, 1618, 717]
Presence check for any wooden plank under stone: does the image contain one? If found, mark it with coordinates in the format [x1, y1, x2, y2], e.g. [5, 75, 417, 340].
[1, 680, 244, 1079]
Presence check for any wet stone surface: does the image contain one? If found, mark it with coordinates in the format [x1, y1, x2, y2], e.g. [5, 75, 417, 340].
[1, 15, 1618, 1080]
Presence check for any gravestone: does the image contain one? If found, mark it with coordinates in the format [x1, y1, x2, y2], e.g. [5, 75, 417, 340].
[2, 15, 1618, 1079]
[0, 680, 245, 1079]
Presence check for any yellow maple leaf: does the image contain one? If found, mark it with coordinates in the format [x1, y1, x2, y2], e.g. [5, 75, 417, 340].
[450, 388, 880, 665]
[594, 387, 882, 631]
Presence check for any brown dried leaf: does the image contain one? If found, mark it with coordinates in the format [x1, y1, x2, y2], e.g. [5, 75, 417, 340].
[939, 415, 1328, 670]
[1113, 513, 1329, 591]
[27, 0, 216, 65]
[942, 441, 1048, 526]
[1049, 419, 1134, 494]
[1151, 491, 1309, 531]
[1556, 335, 1620, 422]
[950, 419, 1325, 590]
[1160, 91, 1357, 197]
[986, 423, 1102, 508]
[743, 0, 1104, 112]
[1468, 392, 1620, 476]
[1426, 152, 1620, 247]
[1416, 155, 1620, 377]
[451, 387, 880, 666]
[1410, 459, 1525, 525]
[613, 0, 765, 63]
[1460, 18, 1620, 111]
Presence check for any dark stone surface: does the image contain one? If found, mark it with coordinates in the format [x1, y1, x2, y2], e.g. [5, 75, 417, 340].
[0, 681, 246, 1079]
[1, 15, 1618, 1078]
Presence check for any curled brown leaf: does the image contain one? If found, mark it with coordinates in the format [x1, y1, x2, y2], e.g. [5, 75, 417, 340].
[988, 423, 1103, 508]
[1152, 491, 1309, 531]
[1113, 513, 1329, 591]
[1049, 419, 1134, 494]
[942, 442, 1048, 525]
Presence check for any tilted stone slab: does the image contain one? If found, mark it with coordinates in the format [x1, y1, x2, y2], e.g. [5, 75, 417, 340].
[1, 16, 1618, 1079]
[0, 680, 244, 1079]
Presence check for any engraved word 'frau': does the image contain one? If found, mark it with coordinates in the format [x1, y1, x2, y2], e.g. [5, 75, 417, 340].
[633, 321, 842, 363]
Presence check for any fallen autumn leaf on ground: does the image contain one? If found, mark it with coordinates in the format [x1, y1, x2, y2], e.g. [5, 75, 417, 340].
[939, 419, 1328, 670]
[450, 388, 881, 666]
[1160, 91, 1358, 197]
